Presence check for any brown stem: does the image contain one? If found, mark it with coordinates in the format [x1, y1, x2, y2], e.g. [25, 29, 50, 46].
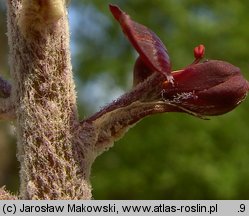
[85, 73, 166, 122]
[81, 73, 180, 155]
[92, 101, 175, 154]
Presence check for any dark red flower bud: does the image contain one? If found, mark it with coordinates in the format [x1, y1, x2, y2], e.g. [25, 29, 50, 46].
[162, 60, 249, 117]
[109, 4, 173, 84]
[109, 4, 248, 118]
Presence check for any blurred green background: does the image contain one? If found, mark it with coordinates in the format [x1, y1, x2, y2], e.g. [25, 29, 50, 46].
[0, 0, 249, 199]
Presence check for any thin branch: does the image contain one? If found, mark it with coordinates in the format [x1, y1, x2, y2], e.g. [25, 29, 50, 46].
[86, 73, 168, 122]
[79, 73, 180, 155]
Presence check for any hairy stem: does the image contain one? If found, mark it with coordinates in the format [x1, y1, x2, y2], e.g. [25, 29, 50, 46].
[7, 0, 92, 199]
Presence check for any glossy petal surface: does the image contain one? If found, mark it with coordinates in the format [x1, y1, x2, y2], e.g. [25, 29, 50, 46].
[109, 4, 173, 83]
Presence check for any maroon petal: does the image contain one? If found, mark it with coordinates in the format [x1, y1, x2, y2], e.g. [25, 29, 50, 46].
[133, 56, 154, 86]
[109, 4, 173, 83]
[162, 60, 249, 116]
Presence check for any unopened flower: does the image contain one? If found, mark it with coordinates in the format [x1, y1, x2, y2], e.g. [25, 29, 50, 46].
[193, 44, 205, 64]
[162, 60, 249, 116]
[110, 4, 249, 118]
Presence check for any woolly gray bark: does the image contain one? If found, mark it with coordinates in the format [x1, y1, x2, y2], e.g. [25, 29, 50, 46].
[7, 0, 92, 199]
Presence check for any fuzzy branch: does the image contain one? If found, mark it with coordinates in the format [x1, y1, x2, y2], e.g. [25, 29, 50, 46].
[80, 73, 179, 155]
